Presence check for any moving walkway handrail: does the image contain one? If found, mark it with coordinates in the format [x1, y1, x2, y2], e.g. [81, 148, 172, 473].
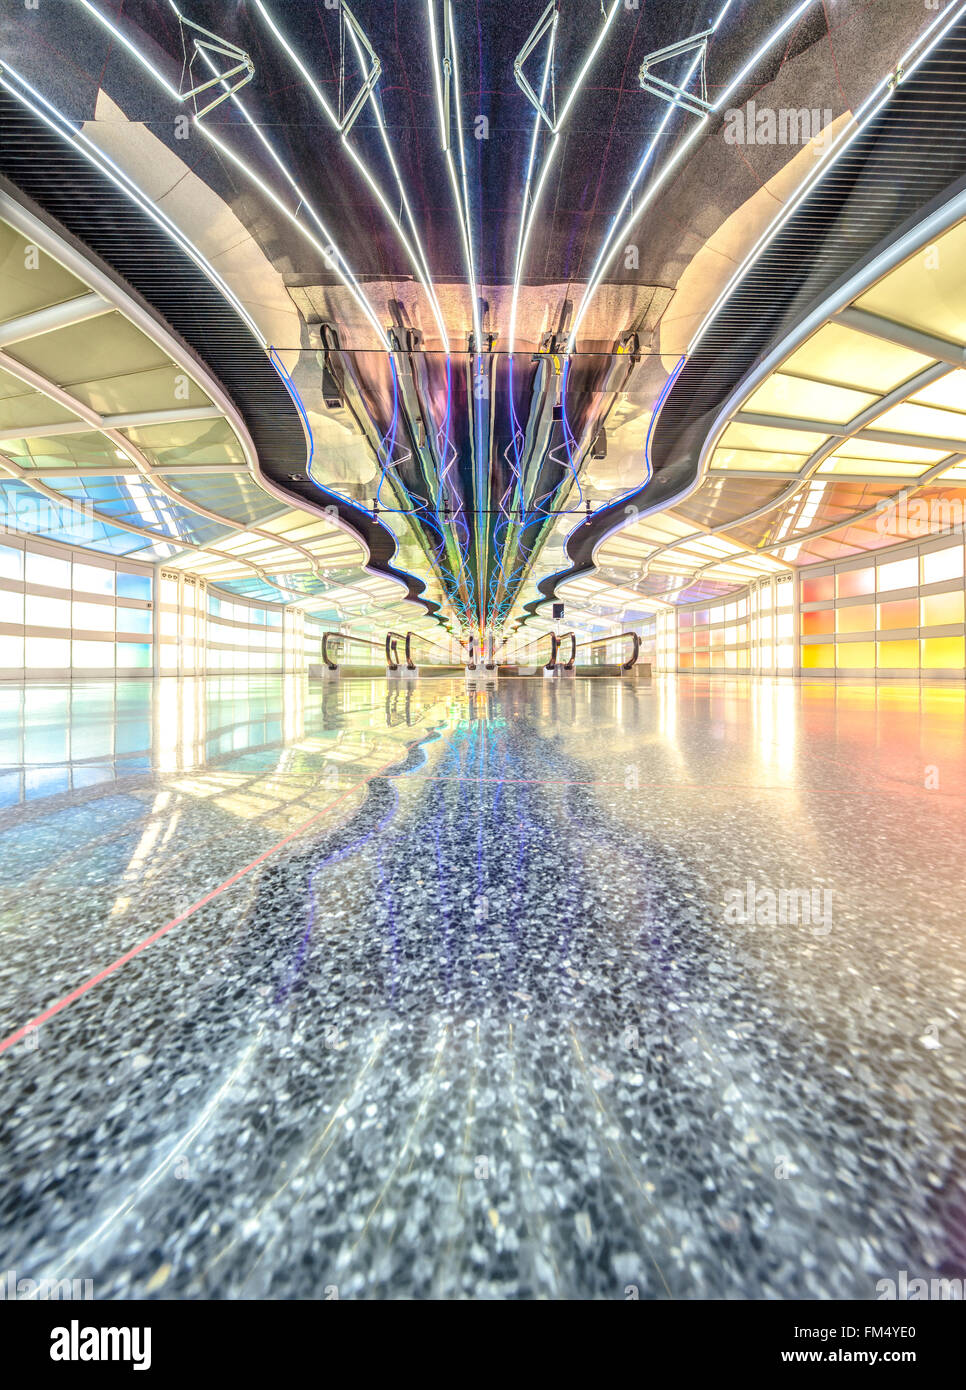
[403, 630, 461, 669]
[465, 634, 498, 671]
[320, 631, 386, 671]
[563, 631, 641, 672]
[507, 631, 558, 671]
[321, 630, 459, 673]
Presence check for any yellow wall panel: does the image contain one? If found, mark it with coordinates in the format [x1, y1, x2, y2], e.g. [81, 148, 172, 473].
[877, 640, 919, 668]
[921, 591, 965, 626]
[837, 642, 876, 668]
[803, 644, 835, 669]
[921, 637, 965, 669]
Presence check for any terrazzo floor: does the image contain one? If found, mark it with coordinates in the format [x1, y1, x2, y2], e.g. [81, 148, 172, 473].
[1, 673, 964, 1299]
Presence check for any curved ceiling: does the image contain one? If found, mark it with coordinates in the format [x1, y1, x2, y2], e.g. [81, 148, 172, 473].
[0, 196, 418, 625]
[0, 0, 960, 637]
[536, 0, 966, 626]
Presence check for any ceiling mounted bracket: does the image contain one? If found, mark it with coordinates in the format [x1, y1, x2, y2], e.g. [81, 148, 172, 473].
[638, 28, 714, 118]
[171, 7, 255, 117]
[514, 2, 560, 132]
[336, 3, 383, 136]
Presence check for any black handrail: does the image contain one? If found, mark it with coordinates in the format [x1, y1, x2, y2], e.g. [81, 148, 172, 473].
[509, 631, 558, 671]
[322, 631, 340, 671]
[570, 631, 641, 672]
[319, 631, 385, 672]
[404, 630, 459, 669]
[319, 630, 461, 674]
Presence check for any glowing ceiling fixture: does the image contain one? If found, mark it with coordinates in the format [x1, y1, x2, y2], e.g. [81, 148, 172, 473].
[513, 1, 559, 131]
[507, 0, 621, 358]
[638, 30, 714, 117]
[253, 1, 450, 353]
[689, 0, 966, 352]
[73, 0, 389, 350]
[74, 0, 253, 113]
[514, 0, 620, 134]
[426, 0, 481, 352]
[507, 5, 558, 360]
[165, 3, 255, 117]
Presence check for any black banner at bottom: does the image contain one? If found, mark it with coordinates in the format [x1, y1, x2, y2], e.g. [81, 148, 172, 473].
[4, 1297, 959, 1375]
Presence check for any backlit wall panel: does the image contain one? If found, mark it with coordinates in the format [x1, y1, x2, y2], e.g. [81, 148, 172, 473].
[675, 576, 795, 674]
[800, 533, 966, 677]
[0, 533, 153, 679]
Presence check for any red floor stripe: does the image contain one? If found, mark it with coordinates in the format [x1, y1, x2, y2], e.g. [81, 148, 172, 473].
[0, 753, 402, 1058]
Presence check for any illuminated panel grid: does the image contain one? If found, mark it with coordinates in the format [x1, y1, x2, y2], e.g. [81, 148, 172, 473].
[799, 536, 965, 674]
[656, 611, 676, 672]
[206, 589, 284, 674]
[676, 575, 795, 674]
[0, 533, 153, 678]
[157, 571, 285, 675]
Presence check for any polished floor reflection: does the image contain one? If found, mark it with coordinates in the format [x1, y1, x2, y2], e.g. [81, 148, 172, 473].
[1, 674, 964, 1299]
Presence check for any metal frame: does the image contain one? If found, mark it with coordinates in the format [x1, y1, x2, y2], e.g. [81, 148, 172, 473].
[513, 1, 559, 132]
[638, 30, 714, 118]
[167, 6, 256, 118]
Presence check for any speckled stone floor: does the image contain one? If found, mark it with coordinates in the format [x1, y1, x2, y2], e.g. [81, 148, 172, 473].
[1, 673, 964, 1300]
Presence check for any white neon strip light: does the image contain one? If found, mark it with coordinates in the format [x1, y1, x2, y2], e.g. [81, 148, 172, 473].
[423, 2, 480, 351]
[556, 0, 622, 130]
[0, 63, 265, 345]
[427, 0, 449, 153]
[196, 123, 389, 349]
[343, 18, 451, 352]
[689, 0, 966, 350]
[74, 0, 389, 348]
[253, 0, 449, 352]
[446, 0, 482, 351]
[508, 22, 557, 358]
[509, 0, 621, 356]
[76, 0, 181, 99]
[191, 50, 380, 330]
[566, 0, 738, 352]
